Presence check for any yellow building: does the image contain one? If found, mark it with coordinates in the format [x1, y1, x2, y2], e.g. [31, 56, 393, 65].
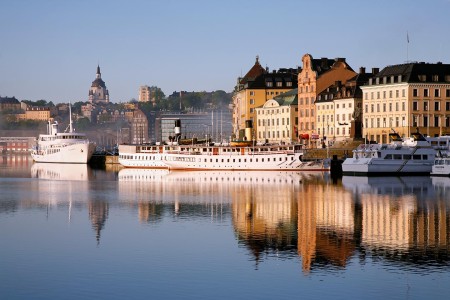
[17, 106, 51, 121]
[232, 56, 298, 139]
[297, 54, 357, 147]
[361, 62, 450, 143]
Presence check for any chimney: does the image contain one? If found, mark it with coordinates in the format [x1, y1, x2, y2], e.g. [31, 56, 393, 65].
[359, 67, 366, 74]
[372, 68, 379, 74]
[321, 57, 328, 68]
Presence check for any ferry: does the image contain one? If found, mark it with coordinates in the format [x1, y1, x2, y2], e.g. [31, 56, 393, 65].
[342, 130, 437, 176]
[118, 119, 330, 171]
[31, 118, 96, 164]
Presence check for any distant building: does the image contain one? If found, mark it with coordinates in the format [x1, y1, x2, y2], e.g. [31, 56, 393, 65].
[232, 56, 299, 139]
[88, 65, 110, 104]
[131, 109, 149, 144]
[17, 106, 51, 121]
[0, 96, 20, 112]
[139, 85, 151, 102]
[155, 111, 232, 144]
[361, 62, 450, 143]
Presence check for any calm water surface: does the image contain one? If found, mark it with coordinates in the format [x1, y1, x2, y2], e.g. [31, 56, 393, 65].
[1, 154, 450, 299]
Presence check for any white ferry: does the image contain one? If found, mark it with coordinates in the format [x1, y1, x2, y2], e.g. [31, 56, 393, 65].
[342, 131, 437, 176]
[31, 107, 96, 164]
[118, 119, 329, 171]
[161, 143, 330, 171]
[431, 157, 450, 177]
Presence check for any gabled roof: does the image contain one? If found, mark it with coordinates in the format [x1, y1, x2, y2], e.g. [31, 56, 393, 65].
[239, 56, 266, 84]
[0, 96, 20, 104]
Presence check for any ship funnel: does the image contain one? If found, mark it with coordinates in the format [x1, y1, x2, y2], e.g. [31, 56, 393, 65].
[245, 120, 253, 141]
[174, 119, 181, 141]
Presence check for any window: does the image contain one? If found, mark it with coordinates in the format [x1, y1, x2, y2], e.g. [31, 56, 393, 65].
[424, 101, 428, 111]
[286, 81, 292, 87]
[402, 89, 406, 97]
[250, 91, 254, 96]
[413, 101, 418, 111]
[396, 90, 399, 98]
[389, 103, 392, 112]
[424, 89, 429, 97]
[447, 102, 450, 111]
[435, 101, 440, 111]
[276, 82, 282, 87]
[402, 102, 406, 111]
[447, 89, 450, 97]
[365, 104, 368, 113]
[413, 89, 418, 97]
[377, 92, 380, 99]
[435, 116, 439, 127]
[435, 89, 440, 97]
[250, 99, 254, 104]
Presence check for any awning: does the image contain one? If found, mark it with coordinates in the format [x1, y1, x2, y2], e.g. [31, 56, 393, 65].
[311, 134, 320, 140]
[300, 134, 309, 139]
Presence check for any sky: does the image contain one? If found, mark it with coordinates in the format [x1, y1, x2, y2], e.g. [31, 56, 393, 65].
[1, 0, 450, 104]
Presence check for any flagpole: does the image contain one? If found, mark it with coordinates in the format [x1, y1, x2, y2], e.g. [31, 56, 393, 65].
[406, 31, 409, 63]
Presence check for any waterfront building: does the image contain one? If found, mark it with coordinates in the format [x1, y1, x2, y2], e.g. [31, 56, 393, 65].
[315, 67, 376, 144]
[361, 62, 450, 143]
[88, 65, 110, 104]
[297, 54, 357, 147]
[232, 56, 298, 139]
[255, 89, 298, 144]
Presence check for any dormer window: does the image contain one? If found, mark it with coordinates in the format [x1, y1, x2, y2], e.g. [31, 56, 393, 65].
[418, 74, 426, 82]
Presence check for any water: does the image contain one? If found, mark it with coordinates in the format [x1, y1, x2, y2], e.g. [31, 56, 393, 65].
[1, 155, 450, 299]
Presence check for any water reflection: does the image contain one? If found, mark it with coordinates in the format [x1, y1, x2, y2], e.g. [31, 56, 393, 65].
[1, 155, 450, 275]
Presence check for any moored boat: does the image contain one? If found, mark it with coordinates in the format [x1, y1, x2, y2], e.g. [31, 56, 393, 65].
[431, 157, 450, 177]
[342, 130, 436, 176]
[31, 117, 96, 164]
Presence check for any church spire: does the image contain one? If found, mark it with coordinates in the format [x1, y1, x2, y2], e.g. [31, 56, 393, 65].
[96, 65, 101, 79]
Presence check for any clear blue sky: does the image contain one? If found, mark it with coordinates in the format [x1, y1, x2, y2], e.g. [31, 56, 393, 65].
[1, 0, 449, 103]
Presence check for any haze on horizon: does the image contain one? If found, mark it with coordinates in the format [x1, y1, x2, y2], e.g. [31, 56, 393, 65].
[1, 0, 449, 104]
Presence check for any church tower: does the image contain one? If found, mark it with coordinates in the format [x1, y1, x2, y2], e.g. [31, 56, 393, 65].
[88, 65, 110, 104]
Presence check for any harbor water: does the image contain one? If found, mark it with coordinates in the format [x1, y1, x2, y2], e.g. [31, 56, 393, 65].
[1, 154, 450, 299]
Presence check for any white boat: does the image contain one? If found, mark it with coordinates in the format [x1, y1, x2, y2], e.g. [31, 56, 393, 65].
[342, 131, 437, 176]
[431, 157, 450, 177]
[161, 143, 330, 171]
[31, 111, 96, 163]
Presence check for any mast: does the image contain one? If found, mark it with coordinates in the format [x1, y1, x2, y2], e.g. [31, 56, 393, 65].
[69, 102, 73, 133]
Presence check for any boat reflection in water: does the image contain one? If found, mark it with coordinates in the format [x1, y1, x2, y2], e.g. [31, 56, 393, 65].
[31, 163, 91, 181]
[30, 162, 107, 243]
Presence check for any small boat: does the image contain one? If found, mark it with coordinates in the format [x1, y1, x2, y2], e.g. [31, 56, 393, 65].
[31, 108, 96, 164]
[431, 157, 450, 177]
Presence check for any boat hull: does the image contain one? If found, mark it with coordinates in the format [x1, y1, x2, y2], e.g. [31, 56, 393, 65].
[31, 142, 96, 164]
[342, 158, 433, 176]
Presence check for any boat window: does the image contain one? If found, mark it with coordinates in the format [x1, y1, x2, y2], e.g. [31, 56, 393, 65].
[385, 154, 392, 159]
[413, 155, 421, 160]
[394, 154, 402, 159]
[403, 154, 412, 160]
[446, 160, 450, 165]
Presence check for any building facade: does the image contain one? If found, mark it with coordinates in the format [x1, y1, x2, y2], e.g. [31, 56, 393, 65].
[297, 54, 357, 147]
[361, 62, 450, 143]
[89, 65, 110, 104]
[315, 68, 375, 145]
[139, 85, 151, 102]
[255, 89, 298, 144]
[232, 56, 298, 140]
[130, 109, 149, 144]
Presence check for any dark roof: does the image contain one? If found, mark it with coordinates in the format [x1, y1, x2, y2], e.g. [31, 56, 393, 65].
[310, 57, 355, 75]
[239, 56, 266, 85]
[374, 62, 450, 83]
[91, 78, 106, 88]
[0, 96, 20, 104]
